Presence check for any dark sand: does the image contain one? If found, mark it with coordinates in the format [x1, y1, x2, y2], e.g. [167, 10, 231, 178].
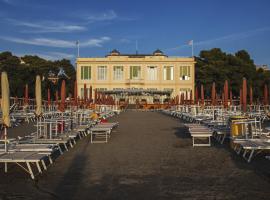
[1, 111, 270, 200]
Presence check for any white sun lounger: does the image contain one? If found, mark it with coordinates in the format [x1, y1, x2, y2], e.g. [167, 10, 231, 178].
[188, 126, 213, 147]
[0, 151, 51, 179]
[233, 139, 270, 162]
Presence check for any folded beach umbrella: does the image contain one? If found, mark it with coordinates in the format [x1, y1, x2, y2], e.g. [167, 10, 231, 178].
[84, 83, 87, 104]
[94, 89, 97, 104]
[242, 78, 247, 112]
[224, 80, 228, 108]
[1, 72, 10, 153]
[185, 90, 188, 105]
[230, 90, 233, 106]
[24, 84, 29, 106]
[200, 84, 204, 106]
[175, 95, 179, 105]
[55, 90, 59, 106]
[35, 75, 42, 117]
[211, 82, 216, 106]
[1, 72, 10, 127]
[190, 90, 193, 105]
[264, 84, 268, 105]
[47, 88, 51, 106]
[89, 85, 92, 103]
[249, 86, 253, 105]
[195, 86, 198, 105]
[59, 80, 66, 112]
[74, 80, 77, 106]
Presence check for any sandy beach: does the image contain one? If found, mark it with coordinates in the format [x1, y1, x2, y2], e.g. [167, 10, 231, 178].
[0, 110, 270, 200]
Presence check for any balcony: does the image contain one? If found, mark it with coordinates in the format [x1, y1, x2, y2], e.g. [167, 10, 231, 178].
[126, 78, 145, 85]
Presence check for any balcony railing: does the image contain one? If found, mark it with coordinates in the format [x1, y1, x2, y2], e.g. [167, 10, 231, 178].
[126, 78, 144, 85]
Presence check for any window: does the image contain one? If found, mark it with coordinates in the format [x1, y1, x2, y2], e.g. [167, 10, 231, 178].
[97, 66, 107, 80]
[179, 66, 191, 80]
[147, 66, 158, 80]
[163, 66, 174, 80]
[130, 66, 141, 79]
[113, 66, 124, 80]
[81, 66, 91, 80]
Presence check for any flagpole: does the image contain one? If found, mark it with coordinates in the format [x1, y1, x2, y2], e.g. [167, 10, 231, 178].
[76, 41, 80, 58]
[191, 40, 194, 57]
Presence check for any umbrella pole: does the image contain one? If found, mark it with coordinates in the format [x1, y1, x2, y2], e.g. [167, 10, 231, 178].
[4, 127, 7, 152]
[4, 126, 8, 173]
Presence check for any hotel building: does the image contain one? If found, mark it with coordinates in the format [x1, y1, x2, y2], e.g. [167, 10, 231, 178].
[76, 49, 195, 103]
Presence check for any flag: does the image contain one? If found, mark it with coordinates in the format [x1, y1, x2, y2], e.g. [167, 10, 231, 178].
[188, 40, 193, 45]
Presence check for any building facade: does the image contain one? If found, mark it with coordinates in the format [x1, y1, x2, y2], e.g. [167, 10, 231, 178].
[76, 49, 195, 103]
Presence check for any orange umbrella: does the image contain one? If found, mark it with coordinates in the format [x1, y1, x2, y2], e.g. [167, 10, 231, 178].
[175, 95, 179, 105]
[84, 83, 87, 103]
[55, 90, 59, 106]
[59, 80, 66, 112]
[249, 86, 253, 105]
[94, 89, 97, 104]
[89, 86, 92, 103]
[195, 86, 199, 104]
[230, 90, 233, 106]
[242, 78, 247, 112]
[74, 80, 77, 106]
[47, 88, 51, 106]
[190, 90, 193, 105]
[200, 84, 204, 106]
[185, 90, 188, 105]
[224, 80, 228, 108]
[24, 84, 28, 106]
[211, 82, 216, 106]
[264, 84, 268, 105]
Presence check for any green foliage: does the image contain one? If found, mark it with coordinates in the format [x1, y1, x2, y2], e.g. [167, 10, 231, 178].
[195, 48, 267, 98]
[0, 51, 76, 99]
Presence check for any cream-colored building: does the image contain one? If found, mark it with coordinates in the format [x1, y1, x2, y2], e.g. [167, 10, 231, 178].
[76, 49, 195, 103]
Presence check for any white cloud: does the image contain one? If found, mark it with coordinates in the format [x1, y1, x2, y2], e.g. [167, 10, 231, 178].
[83, 10, 138, 23]
[0, 36, 111, 48]
[166, 27, 270, 51]
[1, 0, 15, 5]
[16, 51, 75, 61]
[7, 19, 86, 33]
[85, 10, 118, 22]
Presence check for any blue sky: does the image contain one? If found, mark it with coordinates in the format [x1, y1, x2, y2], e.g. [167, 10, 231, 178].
[0, 0, 270, 66]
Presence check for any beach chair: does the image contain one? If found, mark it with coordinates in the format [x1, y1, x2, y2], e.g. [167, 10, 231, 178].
[0, 151, 50, 179]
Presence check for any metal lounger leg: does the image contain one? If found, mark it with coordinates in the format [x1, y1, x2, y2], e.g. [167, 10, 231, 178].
[36, 161, 42, 174]
[221, 134, 226, 144]
[248, 150, 255, 163]
[48, 156, 53, 164]
[64, 143, 69, 151]
[91, 132, 93, 143]
[41, 160, 47, 170]
[26, 162, 35, 180]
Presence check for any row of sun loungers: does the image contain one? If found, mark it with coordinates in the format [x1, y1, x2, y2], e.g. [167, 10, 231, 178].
[0, 110, 119, 179]
[164, 107, 270, 163]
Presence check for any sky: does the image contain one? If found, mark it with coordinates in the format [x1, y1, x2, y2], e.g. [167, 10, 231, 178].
[0, 0, 270, 66]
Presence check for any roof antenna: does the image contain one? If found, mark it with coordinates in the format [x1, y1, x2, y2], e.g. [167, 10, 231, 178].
[136, 40, 138, 55]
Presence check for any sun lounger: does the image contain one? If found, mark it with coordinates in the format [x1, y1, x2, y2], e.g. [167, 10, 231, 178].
[188, 126, 213, 147]
[0, 151, 50, 179]
[233, 139, 270, 162]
